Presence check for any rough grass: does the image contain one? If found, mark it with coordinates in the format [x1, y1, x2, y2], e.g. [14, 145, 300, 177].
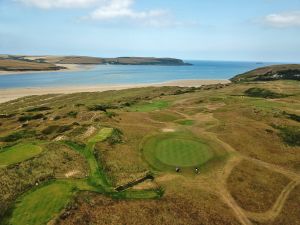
[227, 160, 290, 212]
[142, 132, 214, 171]
[271, 185, 300, 225]
[149, 111, 183, 122]
[130, 100, 170, 112]
[0, 143, 43, 167]
[56, 191, 241, 225]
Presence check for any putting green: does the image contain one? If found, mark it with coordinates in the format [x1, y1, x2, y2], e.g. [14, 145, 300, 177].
[142, 133, 214, 171]
[0, 143, 43, 167]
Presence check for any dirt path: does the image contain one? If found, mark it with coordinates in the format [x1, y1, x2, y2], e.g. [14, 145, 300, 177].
[245, 180, 299, 222]
[243, 156, 300, 180]
[148, 108, 299, 225]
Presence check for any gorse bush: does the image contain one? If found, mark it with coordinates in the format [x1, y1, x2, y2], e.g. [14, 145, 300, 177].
[0, 130, 36, 142]
[283, 112, 300, 122]
[245, 88, 288, 99]
[88, 104, 118, 112]
[107, 128, 123, 145]
[26, 106, 52, 112]
[274, 125, 300, 146]
[67, 111, 78, 118]
[42, 125, 72, 135]
[18, 114, 44, 122]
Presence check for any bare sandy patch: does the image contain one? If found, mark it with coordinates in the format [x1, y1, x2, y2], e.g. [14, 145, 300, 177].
[131, 180, 159, 190]
[81, 126, 97, 139]
[0, 79, 230, 104]
[162, 128, 176, 133]
[65, 170, 80, 178]
[54, 135, 68, 141]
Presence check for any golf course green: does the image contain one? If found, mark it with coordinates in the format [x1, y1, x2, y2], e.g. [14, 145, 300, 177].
[4, 128, 163, 225]
[142, 132, 214, 171]
[0, 143, 43, 167]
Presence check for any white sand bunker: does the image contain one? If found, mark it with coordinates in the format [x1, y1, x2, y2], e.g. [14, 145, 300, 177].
[65, 170, 80, 178]
[162, 128, 176, 133]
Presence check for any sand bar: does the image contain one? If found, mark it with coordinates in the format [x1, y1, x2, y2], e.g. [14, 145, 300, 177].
[0, 79, 230, 104]
[0, 64, 95, 76]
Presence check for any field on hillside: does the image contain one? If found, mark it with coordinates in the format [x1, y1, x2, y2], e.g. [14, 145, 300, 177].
[0, 58, 63, 72]
[0, 81, 299, 225]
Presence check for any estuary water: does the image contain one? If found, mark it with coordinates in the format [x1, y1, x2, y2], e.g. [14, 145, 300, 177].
[0, 60, 276, 89]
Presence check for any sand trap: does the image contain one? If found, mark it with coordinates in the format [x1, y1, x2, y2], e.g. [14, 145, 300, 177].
[162, 128, 176, 132]
[65, 170, 80, 178]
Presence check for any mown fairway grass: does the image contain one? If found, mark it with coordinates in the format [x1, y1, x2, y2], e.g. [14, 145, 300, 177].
[130, 100, 170, 112]
[175, 119, 195, 126]
[0, 143, 43, 167]
[88, 128, 114, 143]
[142, 132, 214, 171]
[9, 181, 74, 225]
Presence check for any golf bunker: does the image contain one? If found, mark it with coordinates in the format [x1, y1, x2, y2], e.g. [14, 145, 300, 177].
[142, 132, 214, 172]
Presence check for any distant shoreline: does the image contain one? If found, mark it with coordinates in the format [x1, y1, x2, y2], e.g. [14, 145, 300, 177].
[0, 64, 95, 76]
[0, 79, 230, 103]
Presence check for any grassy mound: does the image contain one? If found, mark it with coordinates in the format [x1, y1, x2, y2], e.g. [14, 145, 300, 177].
[0, 143, 43, 167]
[230, 64, 300, 82]
[142, 132, 214, 171]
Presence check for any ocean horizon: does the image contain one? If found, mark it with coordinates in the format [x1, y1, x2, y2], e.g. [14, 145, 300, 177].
[0, 60, 279, 89]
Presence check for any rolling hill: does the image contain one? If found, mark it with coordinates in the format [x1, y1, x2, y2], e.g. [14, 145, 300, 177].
[231, 64, 300, 82]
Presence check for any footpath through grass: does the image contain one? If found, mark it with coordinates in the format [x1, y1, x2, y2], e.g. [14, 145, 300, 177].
[0, 143, 43, 167]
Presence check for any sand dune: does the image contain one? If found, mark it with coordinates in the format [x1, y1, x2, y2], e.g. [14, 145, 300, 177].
[0, 79, 230, 103]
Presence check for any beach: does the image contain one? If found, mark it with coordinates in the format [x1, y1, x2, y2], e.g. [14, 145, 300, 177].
[0, 79, 230, 103]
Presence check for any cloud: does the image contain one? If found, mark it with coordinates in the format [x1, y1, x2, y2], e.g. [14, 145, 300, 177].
[264, 11, 300, 28]
[16, 0, 102, 9]
[16, 0, 192, 27]
[87, 0, 168, 25]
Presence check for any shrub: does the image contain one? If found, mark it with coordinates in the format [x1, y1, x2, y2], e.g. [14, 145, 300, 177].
[274, 126, 300, 146]
[88, 104, 118, 112]
[105, 111, 117, 118]
[283, 112, 300, 122]
[107, 128, 123, 145]
[67, 111, 78, 118]
[26, 106, 51, 112]
[54, 116, 61, 120]
[0, 130, 36, 142]
[42, 126, 60, 135]
[18, 114, 44, 122]
[245, 88, 288, 99]
[42, 125, 72, 135]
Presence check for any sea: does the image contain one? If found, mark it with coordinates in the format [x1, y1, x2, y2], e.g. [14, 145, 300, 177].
[0, 60, 278, 89]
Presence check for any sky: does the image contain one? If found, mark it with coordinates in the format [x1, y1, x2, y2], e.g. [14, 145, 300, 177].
[0, 0, 300, 62]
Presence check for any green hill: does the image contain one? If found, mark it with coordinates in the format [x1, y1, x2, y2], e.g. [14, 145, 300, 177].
[231, 64, 300, 83]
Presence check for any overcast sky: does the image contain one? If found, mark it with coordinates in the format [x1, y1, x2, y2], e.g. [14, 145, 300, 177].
[0, 0, 300, 62]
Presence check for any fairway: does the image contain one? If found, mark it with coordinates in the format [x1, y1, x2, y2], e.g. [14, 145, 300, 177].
[88, 128, 114, 143]
[9, 181, 74, 225]
[130, 100, 170, 112]
[142, 133, 214, 171]
[0, 143, 43, 167]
